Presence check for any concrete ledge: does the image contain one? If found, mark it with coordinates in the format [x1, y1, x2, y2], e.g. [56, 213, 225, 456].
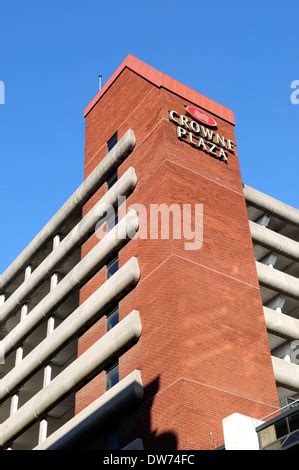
[272, 356, 299, 392]
[0, 167, 137, 325]
[0, 129, 136, 291]
[256, 262, 299, 300]
[250, 221, 299, 261]
[34, 370, 143, 450]
[1, 210, 139, 360]
[122, 438, 144, 450]
[244, 185, 299, 227]
[264, 307, 299, 340]
[0, 257, 140, 402]
[0, 310, 142, 448]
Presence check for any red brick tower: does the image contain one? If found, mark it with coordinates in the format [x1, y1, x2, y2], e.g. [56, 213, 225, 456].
[76, 55, 279, 449]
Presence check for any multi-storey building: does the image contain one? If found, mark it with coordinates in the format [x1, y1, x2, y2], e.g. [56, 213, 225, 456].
[0, 55, 298, 450]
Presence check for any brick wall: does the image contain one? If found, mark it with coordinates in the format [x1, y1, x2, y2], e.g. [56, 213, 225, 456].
[76, 65, 279, 449]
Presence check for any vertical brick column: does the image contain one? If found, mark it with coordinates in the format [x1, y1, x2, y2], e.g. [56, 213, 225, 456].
[76, 55, 279, 449]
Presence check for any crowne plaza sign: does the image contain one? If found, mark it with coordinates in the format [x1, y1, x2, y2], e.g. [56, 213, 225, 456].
[169, 107, 236, 163]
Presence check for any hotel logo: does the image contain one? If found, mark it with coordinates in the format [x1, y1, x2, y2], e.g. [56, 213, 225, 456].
[185, 106, 217, 128]
[169, 106, 235, 164]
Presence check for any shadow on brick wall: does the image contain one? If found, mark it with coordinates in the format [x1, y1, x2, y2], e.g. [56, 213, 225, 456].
[119, 375, 178, 450]
[51, 375, 177, 450]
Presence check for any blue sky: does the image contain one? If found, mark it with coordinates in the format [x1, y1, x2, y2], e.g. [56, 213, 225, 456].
[0, 1, 298, 271]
